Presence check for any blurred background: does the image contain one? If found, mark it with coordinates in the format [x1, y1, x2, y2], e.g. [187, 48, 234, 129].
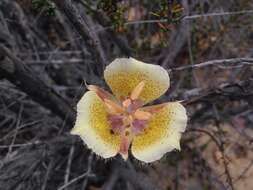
[0, 0, 253, 189]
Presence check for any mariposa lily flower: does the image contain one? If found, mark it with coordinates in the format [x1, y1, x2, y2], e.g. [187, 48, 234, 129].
[71, 58, 187, 163]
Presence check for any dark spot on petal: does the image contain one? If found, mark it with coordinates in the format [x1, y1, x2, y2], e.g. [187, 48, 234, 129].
[110, 129, 115, 135]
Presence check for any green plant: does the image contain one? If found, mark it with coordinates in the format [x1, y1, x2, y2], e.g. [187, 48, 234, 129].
[32, 0, 55, 16]
[97, 0, 127, 31]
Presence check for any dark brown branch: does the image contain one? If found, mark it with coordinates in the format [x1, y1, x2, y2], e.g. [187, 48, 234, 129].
[183, 79, 253, 106]
[0, 45, 75, 125]
[77, 0, 132, 57]
[52, 0, 106, 75]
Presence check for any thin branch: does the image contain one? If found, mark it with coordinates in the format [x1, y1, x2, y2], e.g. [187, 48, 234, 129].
[5, 104, 23, 160]
[57, 172, 94, 190]
[184, 10, 253, 19]
[169, 58, 253, 72]
[81, 153, 94, 189]
[182, 78, 253, 105]
[188, 127, 234, 190]
[64, 144, 75, 189]
[212, 104, 235, 190]
[233, 161, 253, 185]
[41, 159, 54, 190]
[188, 128, 221, 148]
[0, 45, 76, 125]
[0, 142, 39, 149]
[94, 10, 253, 32]
[57, 153, 94, 190]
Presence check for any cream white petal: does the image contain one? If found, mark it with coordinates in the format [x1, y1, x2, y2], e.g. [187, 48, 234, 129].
[104, 57, 170, 104]
[131, 102, 187, 163]
[71, 91, 121, 158]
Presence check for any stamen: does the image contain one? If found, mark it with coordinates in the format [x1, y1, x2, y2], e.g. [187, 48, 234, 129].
[127, 99, 144, 113]
[122, 98, 131, 108]
[104, 99, 125, 114]
[130, 81, 145, 100]
[134, 110, 152, 120]
[141, 103, 168, 114]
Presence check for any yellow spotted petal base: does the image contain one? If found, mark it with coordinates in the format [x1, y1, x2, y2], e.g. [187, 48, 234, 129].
[71, 91, 121, 158]
[131, 102, 187, 163]
[104, 57, 170, 104]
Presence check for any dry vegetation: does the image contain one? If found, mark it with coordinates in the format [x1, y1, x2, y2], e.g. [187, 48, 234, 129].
[0, 0, 253, 190]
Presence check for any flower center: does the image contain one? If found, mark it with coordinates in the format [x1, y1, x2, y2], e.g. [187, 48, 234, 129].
[105, 81, 153, 159]
[87, 81, 152, 159]
[107, 98, 150, 135]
